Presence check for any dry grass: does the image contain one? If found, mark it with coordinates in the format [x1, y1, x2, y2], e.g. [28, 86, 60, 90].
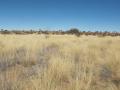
[0, 34, 120, 90]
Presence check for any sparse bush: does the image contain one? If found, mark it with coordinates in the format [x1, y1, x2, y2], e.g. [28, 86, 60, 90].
[67, 28, 79, 34]
[0, 30, 11, 34]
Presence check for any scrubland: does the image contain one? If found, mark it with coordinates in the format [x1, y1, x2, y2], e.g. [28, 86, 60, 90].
[0, 34, 120, 90]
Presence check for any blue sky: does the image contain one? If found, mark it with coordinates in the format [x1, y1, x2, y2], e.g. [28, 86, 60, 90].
[0, 0, 120, 31]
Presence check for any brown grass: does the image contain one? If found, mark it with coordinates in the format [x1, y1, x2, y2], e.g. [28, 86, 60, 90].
[0, 34, 120, 90]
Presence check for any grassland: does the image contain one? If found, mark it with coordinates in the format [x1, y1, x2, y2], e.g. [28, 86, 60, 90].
[0, 34, 120, 90]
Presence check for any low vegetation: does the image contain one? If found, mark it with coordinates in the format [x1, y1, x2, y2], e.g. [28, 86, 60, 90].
[0, 28, 120, 37]
[0, 34, 120, 90]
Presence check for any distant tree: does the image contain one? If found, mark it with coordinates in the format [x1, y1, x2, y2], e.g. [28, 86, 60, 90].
[67, 28, 81, 37]
[29, 29, 34, 34]
[1, 30, 11, 34]
[1, 29, 4, 31]
[67, 28, 79, 34]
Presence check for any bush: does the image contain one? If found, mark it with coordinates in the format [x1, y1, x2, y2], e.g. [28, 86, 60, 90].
[67, 28, 80, 37]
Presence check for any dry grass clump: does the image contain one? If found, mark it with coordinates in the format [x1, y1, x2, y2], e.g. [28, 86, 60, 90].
[0, 34, 120, 90]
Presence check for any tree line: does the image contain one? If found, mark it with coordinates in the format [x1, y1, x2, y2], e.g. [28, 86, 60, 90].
[0, 28, 120, 37]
